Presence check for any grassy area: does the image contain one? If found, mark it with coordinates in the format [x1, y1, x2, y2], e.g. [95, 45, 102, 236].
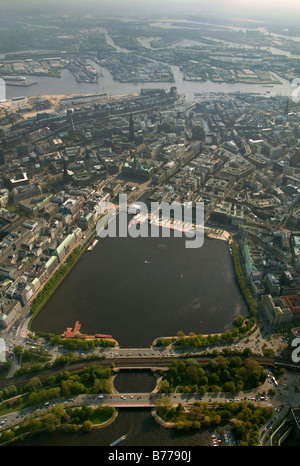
[0, 404, 116, 445]
[0, 397, 28, 417]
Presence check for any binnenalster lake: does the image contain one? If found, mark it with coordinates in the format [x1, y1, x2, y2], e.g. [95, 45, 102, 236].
[31, 228, 247, 347]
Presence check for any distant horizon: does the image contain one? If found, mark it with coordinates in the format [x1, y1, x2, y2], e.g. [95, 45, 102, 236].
[1, 0, 300, 23]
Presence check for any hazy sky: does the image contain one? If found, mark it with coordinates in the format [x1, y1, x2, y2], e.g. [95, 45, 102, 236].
[2, 0, 300, 21]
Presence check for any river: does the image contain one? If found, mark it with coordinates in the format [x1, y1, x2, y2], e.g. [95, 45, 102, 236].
[3, 27, 295, 103]
[5, 62, 294, 104]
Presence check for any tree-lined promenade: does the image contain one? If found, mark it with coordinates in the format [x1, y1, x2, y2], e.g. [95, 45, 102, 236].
[231, 240, 257, 317]
[28, 246, 87, 324]
[156, 315, 257, 349]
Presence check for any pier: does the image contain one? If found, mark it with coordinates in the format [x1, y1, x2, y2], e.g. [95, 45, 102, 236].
[63, 321, 112, 340]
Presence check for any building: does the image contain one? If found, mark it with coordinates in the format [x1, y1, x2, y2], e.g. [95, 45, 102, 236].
[12, 184, 42, 202]
[0, 297, 22, 328]
[103, 182, 122, 198]
[212, 202, 244, 227]
[79, 211, 94, 230]
[290, 409, 300, 441]
[0, 210, 22, 237]
[52, 233, 77, 262]
[264, 273, 281, 296]
[5, 172, 29, 189]
[40, 202, 59, 221]
[5, 276, 35, 306]
[59, 198, 81, 217]
[122, 157, 154, 180]
[284, 295, 300, 315]
[18, 194, 53, 217]
[260, 294, 293, 326]
[222, 140, 239, 154]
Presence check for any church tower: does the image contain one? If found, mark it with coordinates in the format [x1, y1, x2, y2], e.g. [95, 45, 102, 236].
[284, 98, 289, 116]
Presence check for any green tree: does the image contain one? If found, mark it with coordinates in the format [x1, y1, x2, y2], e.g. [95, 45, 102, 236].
[158, 380, 170, 393]
[82, 420, 93, 433]
[13, 345, 24, 359]
[230, 356, 242, 368]
[224, 381, 236, 392]
[44, 413, 60, 433]
[186, 365, 200, 384]
[189, 405, 202, 421]
[27, 377, 42, 392]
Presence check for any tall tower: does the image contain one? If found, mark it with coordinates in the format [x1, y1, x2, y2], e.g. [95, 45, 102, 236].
[128, 113, 134, 142]
[284, 98, 289, 116]
[0, 150, 5, 165]
[63, 157, 69, 182]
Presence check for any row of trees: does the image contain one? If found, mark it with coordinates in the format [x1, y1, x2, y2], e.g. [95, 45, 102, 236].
[0, 363, 113, 404]
[231, 240, 257, 317]
[44, 334, 116, 349]
[13, 345, 111, 377]
[173, 317, 256, 349]
[159, 356, 267, 394]
[29, 247, 83, 317]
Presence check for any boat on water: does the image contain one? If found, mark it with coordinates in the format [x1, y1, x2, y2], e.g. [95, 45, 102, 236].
[87, 238, 98, 251]
[110, 434, 127, 446]
[3, 75, 26, 81]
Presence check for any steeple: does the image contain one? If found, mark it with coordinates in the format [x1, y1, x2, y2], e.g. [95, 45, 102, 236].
[284, 98, 289, 116]
[63, 157, 69, 182]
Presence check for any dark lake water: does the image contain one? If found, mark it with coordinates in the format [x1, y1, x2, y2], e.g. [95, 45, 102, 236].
[31, 232, 246, 347]
[16, 407, 215, 447]
[25, 228, 247, 447]
[113, 370, 157, 393]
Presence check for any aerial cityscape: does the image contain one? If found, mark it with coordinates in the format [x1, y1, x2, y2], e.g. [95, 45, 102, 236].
[0, 0, 299, 451]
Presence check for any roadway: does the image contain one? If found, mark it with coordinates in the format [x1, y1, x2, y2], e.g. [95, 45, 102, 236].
[1, 374, 299, 437]
[0, 389, 279, 430]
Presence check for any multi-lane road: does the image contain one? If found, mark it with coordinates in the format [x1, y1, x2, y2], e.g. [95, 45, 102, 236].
[1, 372, 299, 439]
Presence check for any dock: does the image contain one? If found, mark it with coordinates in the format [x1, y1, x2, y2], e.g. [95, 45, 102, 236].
[63, 321, 112, 340]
